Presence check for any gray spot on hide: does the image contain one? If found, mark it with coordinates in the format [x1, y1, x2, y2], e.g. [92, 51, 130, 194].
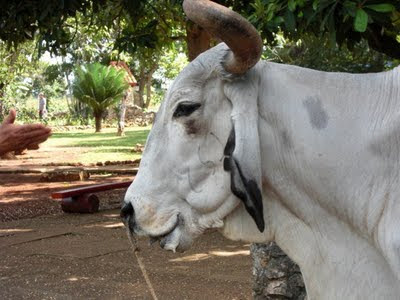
[259, 111, 293, 151]
[303, 96, 329, 130]
[369, 123, 400, 163]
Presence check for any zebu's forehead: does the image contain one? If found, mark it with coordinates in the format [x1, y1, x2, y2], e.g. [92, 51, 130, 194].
[167, 43, 230, 94]
[148, 43, 231, 141]
[168, 87, 199, 106]
[170, 87, 194, 99]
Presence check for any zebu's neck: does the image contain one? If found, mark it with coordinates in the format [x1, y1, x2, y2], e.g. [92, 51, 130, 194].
[258, 62, 400, 242]
[222, 62, 400, 298]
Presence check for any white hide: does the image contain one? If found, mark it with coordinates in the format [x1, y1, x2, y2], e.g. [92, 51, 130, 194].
[124, 43, 400, 299]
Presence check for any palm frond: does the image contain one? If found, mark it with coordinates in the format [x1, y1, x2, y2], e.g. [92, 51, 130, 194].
[72, 63, 129, 113]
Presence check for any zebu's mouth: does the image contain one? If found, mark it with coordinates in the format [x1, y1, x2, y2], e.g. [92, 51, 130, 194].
[148, 214, 184, 252]
[149, 214, 179, 240]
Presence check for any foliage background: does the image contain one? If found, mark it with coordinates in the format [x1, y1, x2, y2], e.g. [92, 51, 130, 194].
[0, 0, 398, 124]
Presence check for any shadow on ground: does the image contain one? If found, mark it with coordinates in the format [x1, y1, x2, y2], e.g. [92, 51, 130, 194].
[0, 174, 131, 222]
[1, 210, 252, 299]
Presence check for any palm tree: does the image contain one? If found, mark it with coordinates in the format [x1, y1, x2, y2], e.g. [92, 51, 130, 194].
[73, 63, 129, 132]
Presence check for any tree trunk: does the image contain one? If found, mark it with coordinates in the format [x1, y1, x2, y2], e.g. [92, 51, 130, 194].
[137, 63, 158, 109]
[144, 65, 157, 109]
[136, 68, 146, 108]
[137, 81, 145, 108]
[251, 242, 306, 299]
[135, 79, 146, 108]
[145, 81, 151, 109]
[61, 57, 73, 113]
[0, 83, 4, 120]
[94, 112, 102, 133]
[186, 21, 212, 61]
[117, 90, 128, 136]
[64, 73, 73, 111]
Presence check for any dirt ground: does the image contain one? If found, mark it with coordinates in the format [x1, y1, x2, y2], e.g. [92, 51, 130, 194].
[0, 147, 254, 299]
[0, 144, 86, 167]
[1, 210, 253, 299]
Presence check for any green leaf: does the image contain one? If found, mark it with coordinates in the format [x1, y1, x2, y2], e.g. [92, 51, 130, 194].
[288, 0, 296, 12]
[284, 9, 296, 31]
[266, 9, 275, 22]
[365, 4, 395, 13]
[312, 0, 319, 11]
[354, 8, 368, 32]
[273, 16, 285, 24]
[343, 1, 357, 17]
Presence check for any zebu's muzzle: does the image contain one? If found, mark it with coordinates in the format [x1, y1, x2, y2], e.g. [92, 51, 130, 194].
[120, 202, 134, 218]
[120, 202, 188, 252]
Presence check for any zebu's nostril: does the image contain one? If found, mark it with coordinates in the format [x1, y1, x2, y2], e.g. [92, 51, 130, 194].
[120, 202, 134, 220]
[121, 202, 136, 234]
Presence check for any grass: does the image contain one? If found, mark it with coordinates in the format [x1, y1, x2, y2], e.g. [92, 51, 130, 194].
[45, 126, 151, 164]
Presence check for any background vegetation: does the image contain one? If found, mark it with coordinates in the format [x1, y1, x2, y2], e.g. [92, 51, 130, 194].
[46, 127, 150, 163]
[0, 0, 399, 126]
[73, 63, 128, 132]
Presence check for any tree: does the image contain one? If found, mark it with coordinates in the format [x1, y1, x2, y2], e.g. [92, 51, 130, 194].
[0, 1, 398, 115]
[264, 33, 395, 73]
[247, 0, 400, 59]
[0, 0, 186, 111]
[114, 2, 186, 108]
[132, 50, 159, 109]
[0, 40, 40, 120]
[0, 0, 105, 56]
[1, 1, 397, 59]
[57, 13, 124, 120]
[73, 63, 128, 132]
[110, 61, 137, 136]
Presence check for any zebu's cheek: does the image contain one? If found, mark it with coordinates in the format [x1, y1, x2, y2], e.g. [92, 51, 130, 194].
[197, 194, 240, 230]
[185, 171, 231, 213]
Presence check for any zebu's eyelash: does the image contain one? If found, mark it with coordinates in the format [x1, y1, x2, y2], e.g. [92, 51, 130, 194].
[173, 103, 201, 118]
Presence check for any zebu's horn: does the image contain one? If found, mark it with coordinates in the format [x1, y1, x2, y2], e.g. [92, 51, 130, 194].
[183, 0, 262, 74]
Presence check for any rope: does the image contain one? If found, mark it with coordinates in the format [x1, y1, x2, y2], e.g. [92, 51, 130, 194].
[126, 228, 159, 300]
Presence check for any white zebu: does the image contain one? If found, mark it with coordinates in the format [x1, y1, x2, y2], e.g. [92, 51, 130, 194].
[122, 0, 400, 298]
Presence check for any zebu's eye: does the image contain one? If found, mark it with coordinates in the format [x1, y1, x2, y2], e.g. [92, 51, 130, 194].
[173, 103, 201, 118]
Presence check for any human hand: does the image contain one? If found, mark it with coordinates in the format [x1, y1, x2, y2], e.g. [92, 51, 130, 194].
[0, 109, 52, 155]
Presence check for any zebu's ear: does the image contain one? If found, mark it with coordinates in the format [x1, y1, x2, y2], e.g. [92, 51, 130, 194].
[223, 69, 264, 232]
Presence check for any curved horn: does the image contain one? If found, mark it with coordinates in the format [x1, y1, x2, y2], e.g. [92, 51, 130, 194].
[183, 0, 262, 74]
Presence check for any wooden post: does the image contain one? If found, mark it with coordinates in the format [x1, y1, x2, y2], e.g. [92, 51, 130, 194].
[61, 194, 100, 213]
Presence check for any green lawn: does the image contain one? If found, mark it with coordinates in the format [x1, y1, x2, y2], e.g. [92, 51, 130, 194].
[45, 126, 151, 164]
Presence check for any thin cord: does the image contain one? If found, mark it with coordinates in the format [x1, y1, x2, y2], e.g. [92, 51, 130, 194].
[126, 228, 159, 300]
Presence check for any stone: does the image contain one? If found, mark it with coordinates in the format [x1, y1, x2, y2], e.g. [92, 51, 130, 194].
[132, 143, 144, 153]
[105, 104, 156, 126]
[251, 242, 306, 300]
[40, 168, 90, 182]
[266, 279, 291, 297]
[14, 149, 27, 155]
